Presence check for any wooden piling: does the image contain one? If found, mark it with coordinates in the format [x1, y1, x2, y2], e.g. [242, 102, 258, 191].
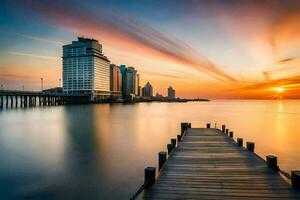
[10, 95, 14, 108]
[222, 125, 225, 132]
[171, 138, 176, 147]
[247, 142, 255, 152]
[225, 129, 229, 135]
[292, 171, 300, 190]
[206, 123, 211, 128]
[229, 131, 233, 138]
[237, 138, 243, 146]
[266, 155, 278, 170]
[158, 152, 167, 170]
[144, 167, 156, 188]
[177, 134, 182, 142]
[6, 95, 8, 108]
[167, 144, 173, 154]
[181, 123, 188, 135]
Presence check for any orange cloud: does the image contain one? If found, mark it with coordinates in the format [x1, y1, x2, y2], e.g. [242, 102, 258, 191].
[14, 0, 235, 83]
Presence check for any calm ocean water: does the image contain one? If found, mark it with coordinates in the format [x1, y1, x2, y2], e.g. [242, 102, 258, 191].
[0, 100, 300, 199]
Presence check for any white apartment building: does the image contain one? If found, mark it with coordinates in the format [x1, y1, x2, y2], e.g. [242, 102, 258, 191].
[62, 37, 110, 99]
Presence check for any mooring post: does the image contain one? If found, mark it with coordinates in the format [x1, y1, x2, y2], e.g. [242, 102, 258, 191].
[229, 131, 233, 138]
[144, 167, 156, 188]
[177, 134, 182, 142]
[266, 155, 278, 170]
[159, 152, 167, 170]
[246, 142, 255, 152]
[292, 171, 300, 190]
[222, 125, 225, 132]
[225, 129, 229, 135]
[206, 123, 211, 128]
[181, 122, 188, 135]
[171, 138, 176, 147]
[237, 138, 243, 146]
[167, 144, 173, 154]
[177, 135, 182, 142]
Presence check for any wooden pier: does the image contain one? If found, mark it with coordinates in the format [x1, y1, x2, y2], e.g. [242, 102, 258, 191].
[140, 124, 300, 199]
[0, 90, 91, 109]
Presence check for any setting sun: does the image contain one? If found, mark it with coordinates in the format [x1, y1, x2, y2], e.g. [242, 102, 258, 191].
[276, 87, 284, 93]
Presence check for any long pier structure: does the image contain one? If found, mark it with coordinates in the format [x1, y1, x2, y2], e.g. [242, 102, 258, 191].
[134, 123, 300, 199]
[0, 90, 91, 109]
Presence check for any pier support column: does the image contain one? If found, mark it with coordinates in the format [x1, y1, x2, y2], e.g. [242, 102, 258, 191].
[0, 95, 3, 108]
[6, 95, 8, 108]
[10, 95, 13, 108]
[20, 96, 23, 107]
[292, 171, 300, 190]
[206, 123, 211, 128]
[144, 167, 156, 188]
[266, 155, 278, 170]
[229, 131, 233, 138]
[24, 96, 28, 107]
[159, 152, 167, 170]
[225, 129, 229, 135]
[29, 96, 32, 107]
[15, 96, 18, 108]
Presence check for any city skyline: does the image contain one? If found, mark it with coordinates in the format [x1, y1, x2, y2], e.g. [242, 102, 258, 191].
[1, 0, 300, 99]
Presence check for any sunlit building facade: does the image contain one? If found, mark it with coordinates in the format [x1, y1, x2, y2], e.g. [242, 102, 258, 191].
[62, 37, 110, 99]
[110, 64, 122, 92]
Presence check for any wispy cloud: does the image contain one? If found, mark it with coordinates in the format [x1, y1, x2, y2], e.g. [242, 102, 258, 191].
[0, 51, 60, 60]
[8, 32, 66, 45]
[277, 57, 295, 64]
[13, 0, 235, 82]
[139, 70, 180, 79]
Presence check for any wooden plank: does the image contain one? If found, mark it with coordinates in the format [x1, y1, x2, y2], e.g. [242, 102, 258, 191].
[142, 128, 300, 199]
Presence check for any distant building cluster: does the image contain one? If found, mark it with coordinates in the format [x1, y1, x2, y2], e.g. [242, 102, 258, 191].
[62, 37, 176, 101]
[168, 86, 175, 99]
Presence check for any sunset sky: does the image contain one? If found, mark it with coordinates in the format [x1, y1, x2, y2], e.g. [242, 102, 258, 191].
[1, 0, 300, 99]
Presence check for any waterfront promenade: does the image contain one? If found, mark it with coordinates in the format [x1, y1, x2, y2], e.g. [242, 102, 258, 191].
[141, 126, 300, 199]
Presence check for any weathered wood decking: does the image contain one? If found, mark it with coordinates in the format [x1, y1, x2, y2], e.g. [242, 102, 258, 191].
[143, 128, 300, 199]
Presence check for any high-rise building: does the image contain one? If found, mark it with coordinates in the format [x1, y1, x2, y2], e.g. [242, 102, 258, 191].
[119, 64, 127, 95]
[110, 64, 122, 92]
[142, 82, 153, 97]
[62, 37, 110, 99]
[119, 65, 139, 96]
[125, 67, 137, 95]
[135, 74, 140, 96]
[168, 86, 175, 99]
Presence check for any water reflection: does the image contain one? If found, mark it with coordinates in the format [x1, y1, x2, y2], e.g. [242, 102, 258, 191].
[0, 100, 300, 199]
